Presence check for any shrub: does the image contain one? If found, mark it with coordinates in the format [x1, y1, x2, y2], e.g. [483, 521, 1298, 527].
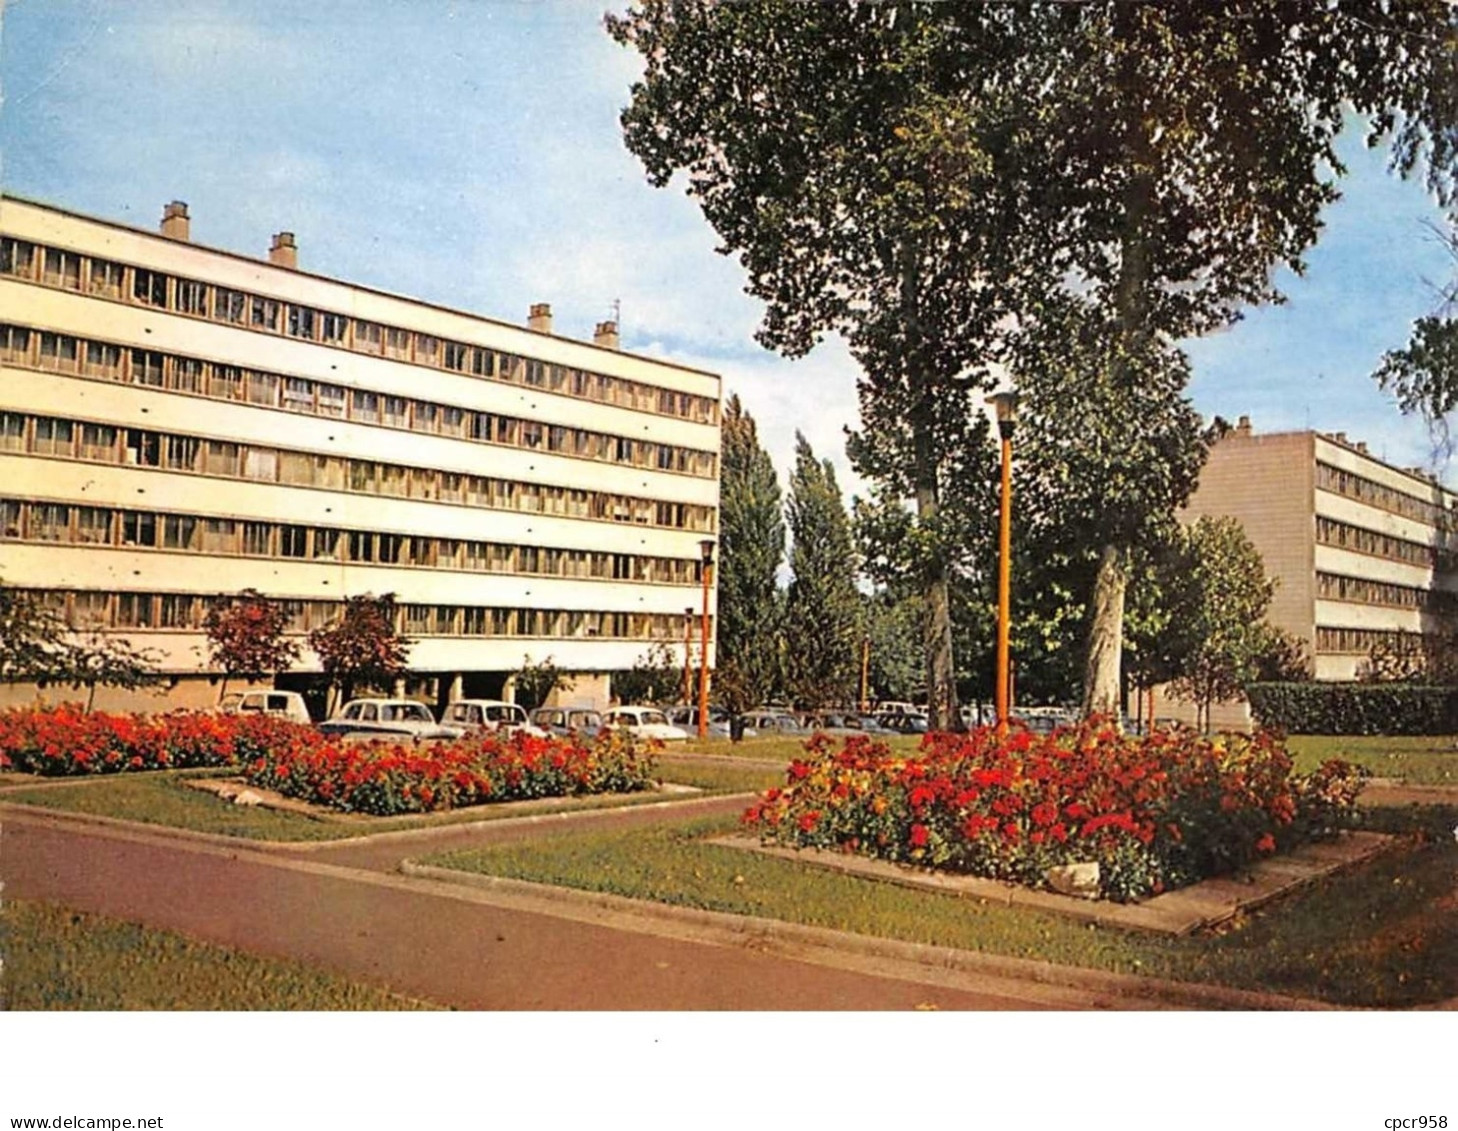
[742, 718, 1367, 902]
[1246, 682, 1458, 735]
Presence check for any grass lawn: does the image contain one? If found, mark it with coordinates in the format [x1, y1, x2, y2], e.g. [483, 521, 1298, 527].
[1, 899, 437, 1009]
[0, 760, 764, 842]
[1288, 734, 1457, 786]
[424, 802, 1458, 1008]
[678, 733, 922, 761]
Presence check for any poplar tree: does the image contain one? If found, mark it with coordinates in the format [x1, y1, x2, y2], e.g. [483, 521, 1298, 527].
[717, 394, 785, 706]
[784, 433, 861, 709]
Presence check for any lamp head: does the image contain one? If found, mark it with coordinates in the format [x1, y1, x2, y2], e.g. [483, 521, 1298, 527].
[698, 538, 716, 565]
[986, 390, 1019, 439]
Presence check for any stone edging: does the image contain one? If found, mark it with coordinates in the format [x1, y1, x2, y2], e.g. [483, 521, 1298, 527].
[707, 831, 1396, 936]
[399, 860, 1342, 1011]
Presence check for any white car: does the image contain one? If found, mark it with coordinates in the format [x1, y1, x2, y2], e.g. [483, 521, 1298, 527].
[441, 699, 546, 737]
[317, 698, 463, 741]
[603, 706, 689, 742]
[218, 689, 312, 724]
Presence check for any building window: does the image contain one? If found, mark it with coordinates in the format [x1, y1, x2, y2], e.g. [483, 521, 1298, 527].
[351, 390, 380, 423]
[1, 238, 37, 278]
[165, 435, 200, 472]
[30, 503, 69, 541]
[42, 248, 82, 290]
[158, 594, 196, 629]
[242, 448, 278, 481]
[0, 326, 31, 365]
[384, 328, 411, 360]
[87, 258, 124, 298]
[242, 522, 272, 556]
[173, 357, 205, 393]
[210, 365, 244, 400]
[83, 342, 124, 381]
[120, 512, 157, 547]
[78, 423, 117, 461]
[286, 305, 316, 340]
[381, 396, 408, 428]
[355, 321, 384, 355]
[279, 525, 308, 558]
[116, 593, 155, 627]
[317, 383, 347, 418]
[250, 296, 280, 332]
[282, 377, 314, 413]
[444, 342, 468, 371]
[133, 268, 169, 307]
[32, 418, 74, 457]
[312, 528, 341, 560]
[132, 349, 165, 386]
[39, 333, 80, 373]
[200, 519, 236, 553]
[204, 440, 239, 476]
[177, 280, 208, 316]
[215, 288, 246, 324]
[0, 500, 21, 538]
[162, 515, 197, 550]
[124, 429, 161, 467]
[319, 312, 348, 344]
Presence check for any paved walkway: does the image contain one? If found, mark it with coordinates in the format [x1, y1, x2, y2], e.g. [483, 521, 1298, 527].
[7, 769, 1453, 1011]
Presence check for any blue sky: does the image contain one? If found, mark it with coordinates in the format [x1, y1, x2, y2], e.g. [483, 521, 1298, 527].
[3, 0, 1454, 496]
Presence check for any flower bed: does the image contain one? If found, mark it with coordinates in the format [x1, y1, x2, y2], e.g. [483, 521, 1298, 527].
[0, 704, 658, 817]
[742, 720, 1368, 902]
[0, 703, 288, 774]
[240, 726, 658, 816]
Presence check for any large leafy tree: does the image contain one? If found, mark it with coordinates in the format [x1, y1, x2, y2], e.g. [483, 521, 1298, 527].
[203, 588, 300, 702]
[1375, 221, 1458, 455]
[609, 0, 1458, 722]
[717, 394, 786, 706]
[307, 593, 411, 711]
[785, 433, 862, 708]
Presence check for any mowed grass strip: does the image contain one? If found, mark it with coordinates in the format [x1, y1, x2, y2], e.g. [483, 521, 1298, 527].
[1, 900, 437, 1010]
[424, 803, 1458, 1008]
[0, 761, 762, 841]
[1287, 734, 1457, 786]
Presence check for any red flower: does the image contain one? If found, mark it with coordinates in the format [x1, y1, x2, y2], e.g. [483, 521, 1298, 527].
[798, 810, 821, 833]
[1256, 833, 1276, 854]
[910, 824, 929, 848]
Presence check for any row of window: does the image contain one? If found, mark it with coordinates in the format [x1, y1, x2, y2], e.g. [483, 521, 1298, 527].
[1314, 516, 1450, 571]
[1315, 626, 1442, 656]
[0, 324, 717, 479]
[0, 411, 716, 532]
[1316, 461, 1452, 529]
[0, 235, 719, 425]
[0, 498, 702, 586]
[1316, 571, 1437, 611]
[28, 587, 691, 640]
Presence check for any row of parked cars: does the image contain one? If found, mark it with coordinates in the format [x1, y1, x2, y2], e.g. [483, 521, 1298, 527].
[220, 689, 1088, 743]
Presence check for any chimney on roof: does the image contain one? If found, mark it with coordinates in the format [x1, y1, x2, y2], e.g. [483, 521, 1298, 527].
[1235, 414, 1252, 436]
[269, 232, 298, 269]
[593, 320, 620, 350]
[1334, 432, 1348, 445]
[1356, 441, 1369, 454]
[528, 303, 553, 334]
[160, 201, 190, 241]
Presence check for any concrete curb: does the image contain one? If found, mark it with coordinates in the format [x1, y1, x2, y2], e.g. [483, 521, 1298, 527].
[400, 860, 1342, 1011]
[0, 790, 756, 854]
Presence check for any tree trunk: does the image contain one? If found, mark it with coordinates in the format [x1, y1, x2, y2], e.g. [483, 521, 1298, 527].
[1081, 544, 1126, 719]
[915, 458, 962, 733]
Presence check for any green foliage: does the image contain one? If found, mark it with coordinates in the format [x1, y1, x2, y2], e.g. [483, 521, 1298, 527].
[307, 593, 411, 705]
[1159, 517, 1278, 730]
[1373, 222, 1458, 451]
[203, 588, 300, 699]
[785, 433, 862, 708]
[513, 654, 572, 711]
[718, 394, 786, 705]
[613, 642, 682, 707]
[864, 589, 924, 704]
[1248, 682, 1458, 736]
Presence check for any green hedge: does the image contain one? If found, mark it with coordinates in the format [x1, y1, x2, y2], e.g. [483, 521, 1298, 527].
[1246, 682, 1458, 735]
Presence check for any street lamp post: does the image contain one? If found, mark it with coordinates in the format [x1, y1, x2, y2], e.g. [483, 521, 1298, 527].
[859, 636, 871, 712]
[683, 606, 695, 707]
[987, 390, 1018, 734]
[697, 539, 715, 741]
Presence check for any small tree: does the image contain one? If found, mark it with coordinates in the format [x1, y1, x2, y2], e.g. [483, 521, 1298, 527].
[307, 593, 411, 712]
[613, 643, 681, 706]
[204, 589, 300, 702]
[1162, 518, 1278, 732]
[514, 655, 572, 711]
[58, 630, 160, 713]
[0, 582, 68, 685]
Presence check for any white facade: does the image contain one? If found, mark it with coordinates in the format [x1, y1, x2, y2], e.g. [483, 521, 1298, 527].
[0, 195, 720, 711]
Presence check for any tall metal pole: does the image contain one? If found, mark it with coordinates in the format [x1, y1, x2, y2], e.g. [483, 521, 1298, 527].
[683, 607, 694, 706]
[995, 427, 1014, 735]
[859, 636, 871, 712]
[698, 557, 713, 741]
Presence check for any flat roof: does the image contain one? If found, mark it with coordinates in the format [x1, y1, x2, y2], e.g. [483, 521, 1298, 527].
[1, 192, 721, 384]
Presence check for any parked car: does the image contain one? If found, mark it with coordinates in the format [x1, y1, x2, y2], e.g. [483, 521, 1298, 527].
[604, 706, 689, 742]
[317, 699, 463, 741]
[667, 705, 758, 739]
[803, 712, 872, 735]
[441, 699, 546, 737]
[530, 706, 604, 738]
[878, 712, 929, 735]
[217, 689, 312, 724]
[741, 710, 807, 735]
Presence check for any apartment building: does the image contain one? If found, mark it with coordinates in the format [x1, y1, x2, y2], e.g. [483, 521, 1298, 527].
[1165, 418, 1457, 725]
[0, 195, 720, 712]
